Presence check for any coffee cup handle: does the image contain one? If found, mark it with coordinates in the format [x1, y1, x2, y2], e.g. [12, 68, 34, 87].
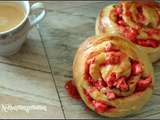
[29, 2, 46, 28]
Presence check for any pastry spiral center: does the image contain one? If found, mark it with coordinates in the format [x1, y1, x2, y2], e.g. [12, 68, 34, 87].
[83, 42, 152, 113]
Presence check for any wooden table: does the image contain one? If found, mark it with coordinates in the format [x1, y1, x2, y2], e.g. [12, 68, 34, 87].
[0, 1, 160, 119]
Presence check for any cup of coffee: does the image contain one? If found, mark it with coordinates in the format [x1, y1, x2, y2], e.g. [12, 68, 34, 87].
[0, 1, 46, 56]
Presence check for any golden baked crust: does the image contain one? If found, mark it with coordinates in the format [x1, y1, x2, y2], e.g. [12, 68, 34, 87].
[96, 1, 160, 63]
[73, 35, 154, 117]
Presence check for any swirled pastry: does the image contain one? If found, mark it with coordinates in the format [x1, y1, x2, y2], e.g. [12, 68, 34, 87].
[73, 35, 154, 117]
[96, 1, 160, 62]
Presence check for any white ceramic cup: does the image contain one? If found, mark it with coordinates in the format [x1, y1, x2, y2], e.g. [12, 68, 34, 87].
[0, 1, 46, 56]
